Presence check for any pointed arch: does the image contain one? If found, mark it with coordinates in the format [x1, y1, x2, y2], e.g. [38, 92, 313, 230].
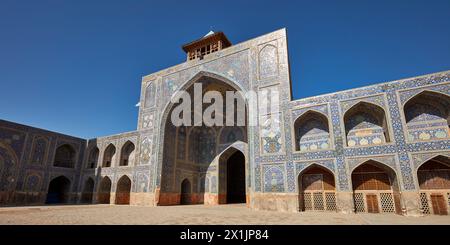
[294, 110, 330, 151]
[87, 147, 99, 169]
[417, 155, 450, 190]
[218, 141, 247, 157]
[403, 90, 450, 141]
[403, 89, 450, 108]
[351, 160, 401, 214]
[115, 175, 131, 205]
[102, 143, 116, 167]
[98, 176, 112, 204]
[159, 70, 248, 115]
[81, 177, 95, 203]
[120, 140, 135, 166]
[296, 163, 335, 181]
[218, 146, 246, 204]
[180, 178, 191, 205]
[297, 163, 336, 212]
[157, 71, 249, 206]
[343, 101, 391, 147]
[46, 175, 71, 204]
[416, 155, 450, 215]
[351, 160, 397, 189]
[54, 144, 76, 168]
[218, 145, 246, 167]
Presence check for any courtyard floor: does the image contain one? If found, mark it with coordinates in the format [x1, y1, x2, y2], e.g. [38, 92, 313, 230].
[0, 204, 449, 225]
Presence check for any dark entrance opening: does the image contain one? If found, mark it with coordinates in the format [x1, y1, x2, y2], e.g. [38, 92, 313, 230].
[115, 175, 131, 205]
[81, 178, 94, 203]
[226, 151, 246, 203]
[98, 177, 112, 204]
[180, 179, 191, 205]
[46, 176, 71, 204]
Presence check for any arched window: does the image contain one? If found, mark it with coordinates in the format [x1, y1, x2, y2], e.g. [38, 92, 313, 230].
[404, 91, 450, 141]
[54, 144, 76, 168]
[344, 102, 390, 147]
[87, 147, 99, 169]
[102, 144, 116, 167]
[294, 111, 330, 151]
[120, 141, 135, 166]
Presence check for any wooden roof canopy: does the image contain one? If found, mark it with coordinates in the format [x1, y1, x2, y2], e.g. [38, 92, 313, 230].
[182, 31, 232, 53]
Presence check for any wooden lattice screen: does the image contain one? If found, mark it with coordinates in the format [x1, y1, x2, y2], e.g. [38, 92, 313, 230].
[300, 170, 337, 212]
[417, 159, 450, 215]
[352, 164, 399, 214]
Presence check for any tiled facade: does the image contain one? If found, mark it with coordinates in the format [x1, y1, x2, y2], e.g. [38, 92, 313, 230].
[1, 29, 449, 215]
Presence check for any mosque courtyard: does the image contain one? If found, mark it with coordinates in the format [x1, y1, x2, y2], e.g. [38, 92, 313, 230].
[0, 204, 449, 225]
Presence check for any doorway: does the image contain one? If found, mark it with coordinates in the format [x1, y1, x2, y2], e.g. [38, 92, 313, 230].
[46, 176, 71, 204]
[180, 179, 191, 205]
[226, 151, 246, 203]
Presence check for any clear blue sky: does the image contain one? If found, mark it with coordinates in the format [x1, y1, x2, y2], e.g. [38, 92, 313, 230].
[1, 0, 450, 139]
